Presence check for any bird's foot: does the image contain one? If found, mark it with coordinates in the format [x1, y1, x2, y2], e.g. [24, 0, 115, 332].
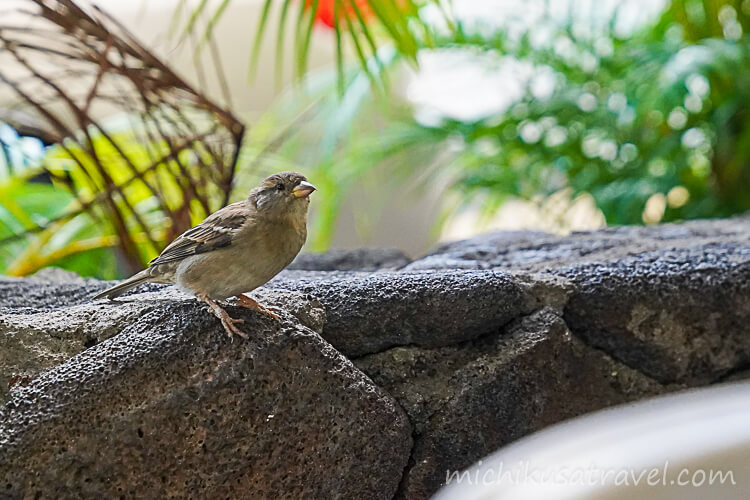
[201, 296, 248, 340]
[235, 293, 280, 320]
[220, 314, 247, 341]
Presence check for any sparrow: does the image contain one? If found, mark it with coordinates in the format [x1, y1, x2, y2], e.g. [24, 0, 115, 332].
[93, 171, 316, 339]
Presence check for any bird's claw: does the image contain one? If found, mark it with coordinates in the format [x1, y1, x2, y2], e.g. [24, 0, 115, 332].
[235, 294, 281, 321]
[221, 315, 248, 340]
[201, 295, 249, 340]
[257, 307, 280, 321]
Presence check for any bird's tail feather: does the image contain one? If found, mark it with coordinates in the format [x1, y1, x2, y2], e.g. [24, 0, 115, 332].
[92, 270, 151, 300]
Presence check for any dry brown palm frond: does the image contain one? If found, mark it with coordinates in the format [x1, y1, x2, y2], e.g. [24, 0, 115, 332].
[0, 0, 245, 274]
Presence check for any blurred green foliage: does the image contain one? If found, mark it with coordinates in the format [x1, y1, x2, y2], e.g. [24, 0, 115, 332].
[435, 0, 750, 224]
[0, 124, 232, 278]
[0, 124, 116, 278]
[3, 0, 750, 278]
[266, 0, 750, 233]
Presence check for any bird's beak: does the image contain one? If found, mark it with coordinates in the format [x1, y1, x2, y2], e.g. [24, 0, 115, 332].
[293, 181, 316, 198]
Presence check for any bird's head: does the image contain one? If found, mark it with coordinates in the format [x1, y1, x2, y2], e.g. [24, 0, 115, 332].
[249, 171, 316, 221]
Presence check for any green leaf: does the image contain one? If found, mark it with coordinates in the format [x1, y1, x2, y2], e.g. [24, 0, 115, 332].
[248, 0, 276, 81]
[296, 0, 318, 81]
[334, 0, 345, 96]
[181, 0, 210, 38]
[342, 14, 379, 92]
[350, 0, 386, 76]
[274, 0, 295, 87]
[201, 0, 232, 47]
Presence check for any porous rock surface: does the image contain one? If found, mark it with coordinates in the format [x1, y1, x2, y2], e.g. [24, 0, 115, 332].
[0, 273, 409, 499]
[405, 216, 750, 385]
[356, 308, 663, 499]
[1, 215, 749, 499]
[265, 269, 534, 356]
[288, 247, 411, 271]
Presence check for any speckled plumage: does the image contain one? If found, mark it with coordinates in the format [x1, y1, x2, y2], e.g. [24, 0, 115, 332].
[93, 171, 315, 338]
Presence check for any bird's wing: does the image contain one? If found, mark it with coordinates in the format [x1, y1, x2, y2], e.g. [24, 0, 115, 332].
[149, 201, 249, 266]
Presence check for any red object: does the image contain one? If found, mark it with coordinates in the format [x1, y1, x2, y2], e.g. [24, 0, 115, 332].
[306, 0, 373, 29]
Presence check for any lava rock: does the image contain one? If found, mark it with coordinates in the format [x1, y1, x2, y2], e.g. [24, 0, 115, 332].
[289, 248, 411, 271]
[0, 274, 104, 313]
[404, 230, 556, 271]
[0, 282, 325, 404]
[406, 217, 750, 385]
[406, 217, 750, 273]
[355, 309, 665, 499]
[561, 243, 750, 384]
[0, 293, 411, 499]
[267, 269, 535, 357]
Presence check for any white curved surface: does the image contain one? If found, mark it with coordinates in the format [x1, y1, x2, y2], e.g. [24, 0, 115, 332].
[434, 380, 750, 500]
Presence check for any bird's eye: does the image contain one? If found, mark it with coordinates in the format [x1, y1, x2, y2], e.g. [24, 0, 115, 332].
[275, 183, 284, 191]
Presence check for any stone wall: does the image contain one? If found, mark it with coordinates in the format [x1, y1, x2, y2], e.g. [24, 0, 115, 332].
[1, 215, 749, 498]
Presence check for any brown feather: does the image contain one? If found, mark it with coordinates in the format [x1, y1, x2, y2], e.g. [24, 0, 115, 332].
[149, 201, 249, 266]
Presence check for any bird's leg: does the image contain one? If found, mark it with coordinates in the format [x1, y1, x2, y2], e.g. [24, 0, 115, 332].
[200, 295, 248, 340]
[235, 293, 280, 320]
